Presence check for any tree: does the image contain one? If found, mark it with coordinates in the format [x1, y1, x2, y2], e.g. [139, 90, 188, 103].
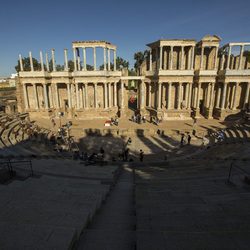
[15, 57, 42, 72]
[99, 56, 129, 70]
[134, 51, 148, 72]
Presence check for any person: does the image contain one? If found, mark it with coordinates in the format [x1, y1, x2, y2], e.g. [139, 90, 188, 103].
[187, 134, 191, 145]
[139, 149, 144, 162]
[180, 134, 185, 146]
[124, 148, 129, 161]
[142, 116, 146, 123]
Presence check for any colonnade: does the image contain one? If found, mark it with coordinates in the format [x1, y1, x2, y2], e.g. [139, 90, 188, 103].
[22, 82, 120, 110]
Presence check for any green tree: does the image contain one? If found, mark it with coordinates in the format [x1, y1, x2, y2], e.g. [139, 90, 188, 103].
[15, 57, 42, 72]
[134, 51, 148, 72]
[99, 57, 129, 70]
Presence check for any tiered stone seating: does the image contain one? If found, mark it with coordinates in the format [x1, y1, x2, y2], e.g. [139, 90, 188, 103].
[0, 161, 119, 249]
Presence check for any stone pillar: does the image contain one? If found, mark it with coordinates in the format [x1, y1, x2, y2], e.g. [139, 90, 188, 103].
[73, 48, 77, 71]
[187, 47, 191, 70]
[67, 84, 72, 108]
[214, 47, 218, 70]
[200, 47, 204, 70]
[216, 86, 221, 108]
[221, 82, 227, 109]
[114, 50, 117, 71]
[196, 83, 201, 109]
[188, 83, 192, 109]
[43, 84, 49, 109]
[19, 54, 24, 71]
[79, 86, 83, 108]
[83, 47, 86, 70]
[191, 46, 195, 70]
[184, 83, 188, 106]
[178, 82, 182, 109]
[64, 49, 68, 71]
[170, 46, 173, 70]
[85, 83, 88, 108]
[40, 51, 44, 71]
[103, 47, 107, 70]
[220, 54, 225, 70]
[55, 83, 59, 108]
[181, 46, 184, 70]
[159, 46, 163, 70]
[167, 82, 172, 109]
[243, 82, 250, 110]
[33, 84, 38, 109]
[93, 47, 96, 71]
[121, 82, 124, 109]
[29, 51, 34, 71]
[148, 83, 152, 107]
[140, 81, 145, 109]
[94, 83, 98, 108]
[23, 84, 28, 109]
[239, 45, 244, 70]
[114, 82, 117, 107]
[108, 48, 111, 71]
[209, 83, 215, 109]
[108, 82, 111, 107]
[231, 82, 238, 110]
[51, 49, 56, 72]
[104, 82, 108, 109]
[45, 53, 49, 71]
[226, 46, 231, 70]
[75, 83, 79, 109]
[149, 49, 152, 71]
[155, 48, 158, 70]
[157, 82, 162, 109]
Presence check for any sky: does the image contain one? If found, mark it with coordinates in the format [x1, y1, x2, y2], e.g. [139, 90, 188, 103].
[0, 0, 250, 76]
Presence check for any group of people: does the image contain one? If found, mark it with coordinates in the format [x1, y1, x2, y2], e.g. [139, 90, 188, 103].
[131, 114, 146, 124]
[180, 133, 192, 146]
[110, 116, 119, 126]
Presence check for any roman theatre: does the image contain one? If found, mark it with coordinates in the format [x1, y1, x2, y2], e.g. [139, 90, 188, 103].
[17, 35, 250, 121]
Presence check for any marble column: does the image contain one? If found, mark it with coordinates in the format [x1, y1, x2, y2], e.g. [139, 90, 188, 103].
[220, 54, 225, 70]
[214, 47, 218, 70]
[170, 46, 173, 70]
[108, 49, 111, 71]
[114, 82, 117, 107]
[226, 46, 232, 70]
[216, 86, 221, 108]
[157, 82, 162, 109]
[19, 54, 24, 71]
[184, 83, 188, 105]
[29, 51, 34, 71]
[83, 47, 86, 70]
[114, 50, 117, 71]
[188, 83, 192, 109]
[121, 82, 124, 109]
[187, 47, 191, 70]
[55, 83, 59, 108]
[231, 82, 238, 110]
[51, 49, 56, 72]
[40, 51, 44, 71]
[221, 82, 227, 109]
[79, 87, 83, 108]
[140, 81, 145, 109]
[64, 49, 68, 71]
[167, 82, 172, 109]
[200, 47, 204, 70]
[196, 83, 201, 108]
[73, 48, 77, 71]
[93, 47, 96, 71]
[108, 82, 111, 107]
[239, 45, 244, 70]
[67, 84, 72, 108]
[191, 46, 195, 70]
[43, 84, 49, 109]
[209, 83, 215, 109]
[159, 46, 163, 70]
[94, 83, 98, 108]
[149, 49, 152, 71]
[85, 83, 88, 108]
[181, 46, 184, 70]
[75, 83, 79, 109]
[45, 53, 49, 71]
[243, 82, 250, 110]
[155, 49, 158, 70]
[103, 47, 107, 70]
[178, 82, 182, 109]
[148, 83, 152, 107]
[104, 83, 108, 108]
[23, 84, 28, 109]
[33, 84, 38, 109]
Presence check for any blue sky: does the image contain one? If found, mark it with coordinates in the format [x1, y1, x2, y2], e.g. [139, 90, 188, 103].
[0, 0, 250, 75]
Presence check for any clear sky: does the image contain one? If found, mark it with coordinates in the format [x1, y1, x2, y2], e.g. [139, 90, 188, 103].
[0, 0, 249, 76]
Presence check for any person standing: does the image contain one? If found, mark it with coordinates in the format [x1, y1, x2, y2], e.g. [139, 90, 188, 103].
[139, 149, 144, 162]
[187, 134, 191, 145]
[180, 134, 185, 146]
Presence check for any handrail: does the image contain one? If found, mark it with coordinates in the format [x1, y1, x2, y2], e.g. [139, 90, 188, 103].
[227, 161, 250, 183]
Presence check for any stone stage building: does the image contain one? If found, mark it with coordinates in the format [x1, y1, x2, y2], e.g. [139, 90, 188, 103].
[17, 35, 250, 121]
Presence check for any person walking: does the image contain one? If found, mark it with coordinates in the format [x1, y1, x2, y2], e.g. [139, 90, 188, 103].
[139, 149, 144, 162]
[187, 134, 191, 145]
[180, 134, 185, 146]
